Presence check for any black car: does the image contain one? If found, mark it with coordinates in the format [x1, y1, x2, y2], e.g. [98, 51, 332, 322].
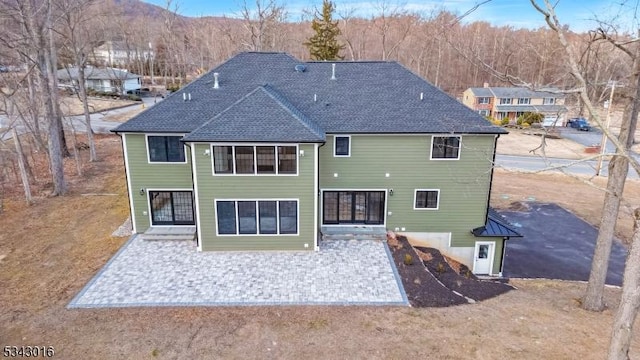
[566, 117, 591, 131]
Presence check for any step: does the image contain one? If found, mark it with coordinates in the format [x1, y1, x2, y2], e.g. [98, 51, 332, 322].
[321, 233, 388, 241]
[141, 233, 196, 241]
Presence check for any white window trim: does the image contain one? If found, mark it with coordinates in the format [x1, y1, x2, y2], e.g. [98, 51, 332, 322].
[477, 97, 490, 104]
[543, 97, 555, 105]
[122, 134, 137, 233]
[214, 199, 300, 236]
[146, 188, 195, 227]
[478, 110, 489, 116]
[190, 143, 203, 251]
[413, 189, 440, 210]
[319, 189, 388, 227]
[210, 143, 299, 176]
[499, 98, 511, 105]
[472, 241, 496, 275]
[145, 133, 188, 164]
[429, 135, 462, 161]
[333, 135, 351, 157]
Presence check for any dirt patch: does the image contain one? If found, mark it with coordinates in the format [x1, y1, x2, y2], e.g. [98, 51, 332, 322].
[497, 128, 586, 159]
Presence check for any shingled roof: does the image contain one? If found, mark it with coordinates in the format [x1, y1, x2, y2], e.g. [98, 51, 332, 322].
[114, 52, 505, 140]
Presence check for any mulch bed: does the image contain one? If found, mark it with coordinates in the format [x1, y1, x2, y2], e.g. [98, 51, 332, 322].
[388, 235, 467, 307]
[414, 246, 515, 302]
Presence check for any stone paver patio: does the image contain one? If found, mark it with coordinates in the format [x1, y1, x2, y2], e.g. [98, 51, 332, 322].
[68, 235, 408, 308]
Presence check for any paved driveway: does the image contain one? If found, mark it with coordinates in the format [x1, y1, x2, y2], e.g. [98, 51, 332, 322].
[501, 203, 627, 286]
[69, 236, 408, 308]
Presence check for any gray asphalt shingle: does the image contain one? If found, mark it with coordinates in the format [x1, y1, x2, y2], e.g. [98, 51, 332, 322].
[114, 52, 504, 138]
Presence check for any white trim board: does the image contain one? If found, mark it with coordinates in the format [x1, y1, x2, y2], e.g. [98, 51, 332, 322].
[122, 133, 137, 233]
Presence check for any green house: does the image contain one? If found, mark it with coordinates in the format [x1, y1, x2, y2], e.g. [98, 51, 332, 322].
[113, 52, 520, 276]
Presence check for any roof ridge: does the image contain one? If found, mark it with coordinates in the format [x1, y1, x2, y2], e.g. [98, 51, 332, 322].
[185, 86, 265, 138]
[260, 84, 325, 139]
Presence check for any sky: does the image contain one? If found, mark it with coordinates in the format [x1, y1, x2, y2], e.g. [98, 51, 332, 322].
[142, 0, 638, 33]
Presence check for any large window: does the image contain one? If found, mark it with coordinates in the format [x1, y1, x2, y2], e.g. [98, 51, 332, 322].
[477, 97, 490, 104]
[212, 145, 297, 175]
[414, 190, 440, 210]
[518, 98, 531, 105]
[499, 98, 511, 105]
[147, 135, 185, 162]
[334, 136, 350, 157]
[215, 200, 298, 235]
[543, 97, 555, 105]
[431, 136, 461, 160]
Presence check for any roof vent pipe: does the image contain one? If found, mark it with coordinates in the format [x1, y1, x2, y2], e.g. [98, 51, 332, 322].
[188, 93, 192, 101]
[183, 93, 186, 101]
[331, 64, 336, 80]
[314, 94, 317, 102]
[213, 72, 220, 89]
[420, 92, 424, 101]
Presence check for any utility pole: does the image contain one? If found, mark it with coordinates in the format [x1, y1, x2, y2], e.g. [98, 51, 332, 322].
[596, 81, 616, 176]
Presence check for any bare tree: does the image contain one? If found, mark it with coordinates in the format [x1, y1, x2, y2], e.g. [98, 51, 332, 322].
[56, 0, 104, 162]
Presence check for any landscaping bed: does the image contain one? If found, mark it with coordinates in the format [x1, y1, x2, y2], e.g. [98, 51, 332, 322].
[414, 246, 514, 302]
[387, 235, 467, 307]
[387, 235, 514, 307]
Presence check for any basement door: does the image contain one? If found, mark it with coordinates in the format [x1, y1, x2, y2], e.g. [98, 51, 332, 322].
[322, 191, 385, 225]
[149, 191, 195, 225]
[474, 241, 495, 275]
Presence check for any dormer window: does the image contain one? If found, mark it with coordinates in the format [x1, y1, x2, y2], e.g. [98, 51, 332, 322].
[518, 98, 531, 105]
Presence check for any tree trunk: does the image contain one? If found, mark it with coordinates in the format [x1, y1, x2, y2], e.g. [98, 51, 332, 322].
[608, 208, 640, 359]
[584, 54, 640, 311]
[76, 64, 98, 161]
[12, 127, 32, 204]
[43, 0, 66, 195]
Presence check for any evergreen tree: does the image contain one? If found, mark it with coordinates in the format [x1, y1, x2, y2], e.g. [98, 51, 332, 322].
[304, 0, 344, 60]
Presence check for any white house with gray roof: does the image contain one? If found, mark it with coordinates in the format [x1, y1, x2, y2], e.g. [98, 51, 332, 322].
[57, 66, 141, 94]
[112, 52, 520, 276]
[462, 84, 568, 126]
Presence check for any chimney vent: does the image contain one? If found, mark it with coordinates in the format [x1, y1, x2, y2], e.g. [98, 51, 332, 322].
[483, 82, 489, 88]
[331, 64, 336, 80]
[213, 72, 220, 89]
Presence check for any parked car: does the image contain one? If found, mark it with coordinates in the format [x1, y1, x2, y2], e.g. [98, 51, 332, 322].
[566, 117, 591, 131]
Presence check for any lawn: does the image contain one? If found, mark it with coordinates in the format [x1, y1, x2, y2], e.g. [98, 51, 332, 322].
[1, 135, 640, 358]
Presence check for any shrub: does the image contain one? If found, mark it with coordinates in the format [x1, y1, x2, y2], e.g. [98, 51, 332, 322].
[501, 117, 510, 126]
[404, 253, 413, 266]
[522, 112, 544, 125]
[522, 122, 531, 128]
[128, 94, 142, 101]
[166, 83, 180, 92]
[436, 262, 445, 274]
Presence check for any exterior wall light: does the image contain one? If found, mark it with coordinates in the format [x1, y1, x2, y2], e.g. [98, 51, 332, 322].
[389, 189, 394, 196]
[139, 188, 145, 196]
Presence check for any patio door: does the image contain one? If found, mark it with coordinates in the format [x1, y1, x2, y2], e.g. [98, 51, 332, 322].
[149, 191, 195, 225]
[323, 191, 385, 225]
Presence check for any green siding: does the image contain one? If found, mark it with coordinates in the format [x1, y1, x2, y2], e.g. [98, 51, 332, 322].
[319, 135, 496, 248]
[124, 133, 194, 232]
[193, 143, 316, 251]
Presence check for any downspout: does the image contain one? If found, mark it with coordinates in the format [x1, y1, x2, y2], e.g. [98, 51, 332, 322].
[183, 141, 198, 248]
[485, 134, 499, 220]
[112, 130, 135, 233]
[499, 236, 508, 277]
[317, 141, 326, 250]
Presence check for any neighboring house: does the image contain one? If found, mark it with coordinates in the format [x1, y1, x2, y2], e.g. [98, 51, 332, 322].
[57, 66, 141, 94]
[112, 52, 521, 276]
[462, 84, 568, 126]
[91, 41, 153, 65]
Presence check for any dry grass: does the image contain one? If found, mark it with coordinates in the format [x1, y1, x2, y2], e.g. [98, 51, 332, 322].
[492, 169, 640, 244]
[58, 96, 136, 116]
[1, 137, 640, 358]
[496, 128, 587, 159]
[102, 106, 146, 122]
